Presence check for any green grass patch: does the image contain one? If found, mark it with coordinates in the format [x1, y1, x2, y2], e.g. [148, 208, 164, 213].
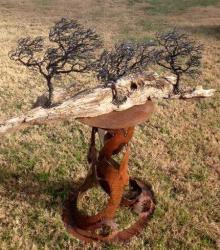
[200, 234, 217, 248]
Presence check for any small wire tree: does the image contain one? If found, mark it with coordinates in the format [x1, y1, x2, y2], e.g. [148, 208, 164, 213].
[95, 42, 155, 104]
[153, 29, 203, 94]
[9, 18, 102, 107]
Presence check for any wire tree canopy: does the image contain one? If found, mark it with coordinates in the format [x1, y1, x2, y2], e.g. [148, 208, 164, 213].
[95, 42, 155, 104]
[153, 28, 203, 93]
[9, 18, 102, 106]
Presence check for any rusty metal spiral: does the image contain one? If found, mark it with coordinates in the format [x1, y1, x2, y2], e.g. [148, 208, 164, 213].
[62, 123, 155, 243]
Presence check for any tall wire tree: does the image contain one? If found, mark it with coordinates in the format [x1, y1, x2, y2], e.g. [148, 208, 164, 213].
[9, 18, 102, 107]
[153, 29, 203, 94]
[95, 42, 155, 104]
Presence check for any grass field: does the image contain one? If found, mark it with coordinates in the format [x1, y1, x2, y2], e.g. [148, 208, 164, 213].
[0, 0, 220, 249]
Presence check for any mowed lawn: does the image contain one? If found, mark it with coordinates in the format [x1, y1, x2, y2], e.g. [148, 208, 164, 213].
[0, 0, 220, 249]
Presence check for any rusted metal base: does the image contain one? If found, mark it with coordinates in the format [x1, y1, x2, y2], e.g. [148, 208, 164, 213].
[62, 122, 155, 243]
[63, 178, 155, 243]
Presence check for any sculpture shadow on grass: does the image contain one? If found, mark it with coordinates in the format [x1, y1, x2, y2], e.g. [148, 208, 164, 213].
[0, 167, 81, 211]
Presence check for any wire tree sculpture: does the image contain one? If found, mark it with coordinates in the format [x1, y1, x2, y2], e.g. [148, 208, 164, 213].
[9, 18, 102, 107]
[153, 29, 203, 94]
[95, 42, 155, 105]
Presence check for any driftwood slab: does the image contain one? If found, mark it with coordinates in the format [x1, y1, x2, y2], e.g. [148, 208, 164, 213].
[0, 72, 215, 135]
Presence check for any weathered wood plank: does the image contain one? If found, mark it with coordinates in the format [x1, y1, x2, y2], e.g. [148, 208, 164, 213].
[0, 73, 215, 135]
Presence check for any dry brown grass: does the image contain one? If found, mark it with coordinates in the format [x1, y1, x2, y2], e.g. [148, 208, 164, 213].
[0, 0, 220, 249]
